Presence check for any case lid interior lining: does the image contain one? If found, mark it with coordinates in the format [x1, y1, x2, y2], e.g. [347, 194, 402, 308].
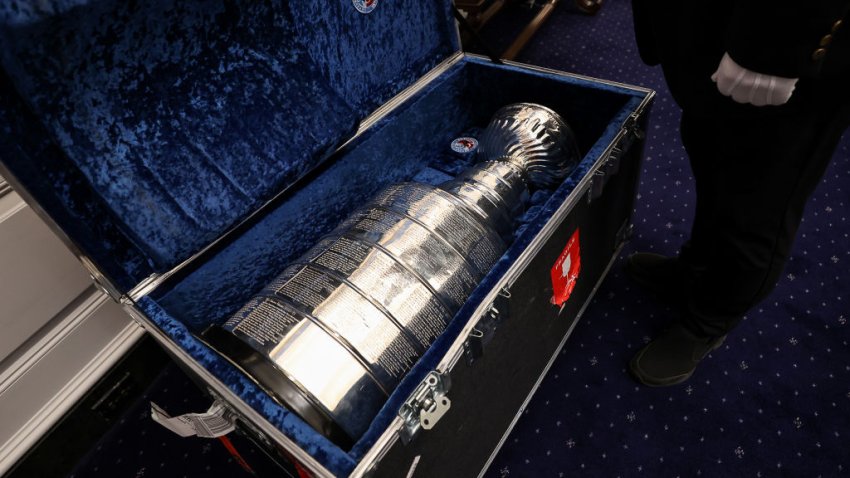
[0, 0, 458, 293]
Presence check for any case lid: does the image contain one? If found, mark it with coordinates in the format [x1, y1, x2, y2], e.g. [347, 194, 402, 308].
[0, 0, 459, 296]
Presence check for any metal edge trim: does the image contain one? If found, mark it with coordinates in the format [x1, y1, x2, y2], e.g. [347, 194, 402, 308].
[0, 191, 27, 224]
[0, 312, 144, 475]
[351, 86, 654, 476]
[121, 303, 337, 478]
[346, 52, 466, 139]
[0, 287, 107, 392]
[476, 240, 628, 478]
[466, 53, 656, 96]
[0, 162, 126, 303]
[125, 51, 467, 303]
[0, 178, 10, 199]
[349, 418, 406, 477]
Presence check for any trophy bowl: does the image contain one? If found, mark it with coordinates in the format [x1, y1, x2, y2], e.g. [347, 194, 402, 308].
[479, 103, 580, 189]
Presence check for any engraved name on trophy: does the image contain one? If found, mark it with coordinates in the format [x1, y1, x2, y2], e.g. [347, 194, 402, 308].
[203, 103, 581, 447]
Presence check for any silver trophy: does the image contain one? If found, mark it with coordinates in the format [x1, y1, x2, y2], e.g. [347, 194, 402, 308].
[203, 103, 580, 447]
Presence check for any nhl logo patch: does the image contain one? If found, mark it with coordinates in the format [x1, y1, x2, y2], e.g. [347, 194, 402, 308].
[451, 137, 479, 154]
[353, 0, 378, 13]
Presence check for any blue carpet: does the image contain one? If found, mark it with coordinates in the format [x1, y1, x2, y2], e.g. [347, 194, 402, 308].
[65, 1, 849, 477]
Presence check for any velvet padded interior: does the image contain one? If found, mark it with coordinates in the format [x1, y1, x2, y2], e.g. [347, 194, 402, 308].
[141, 57, 646, 476]
[289, 0, 458, 119]
[0, 0, 457, 290]
[0, 71, 152, 291]
[0, 1, 648, 473]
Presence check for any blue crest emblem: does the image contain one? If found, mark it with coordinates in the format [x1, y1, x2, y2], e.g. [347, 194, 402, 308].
[353, 0, 378, 14]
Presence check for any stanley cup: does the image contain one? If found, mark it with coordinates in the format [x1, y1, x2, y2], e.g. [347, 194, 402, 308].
[203, 103, 581, 448]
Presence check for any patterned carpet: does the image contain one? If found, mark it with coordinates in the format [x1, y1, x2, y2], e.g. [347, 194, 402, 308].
[61, 1, 849, 477]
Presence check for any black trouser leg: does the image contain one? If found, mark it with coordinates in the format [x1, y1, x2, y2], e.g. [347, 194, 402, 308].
[676, 103, 848, 338]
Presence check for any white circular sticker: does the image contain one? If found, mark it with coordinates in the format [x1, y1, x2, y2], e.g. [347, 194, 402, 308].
[451, 137, 479, 154]
[353, 0, 378, 14]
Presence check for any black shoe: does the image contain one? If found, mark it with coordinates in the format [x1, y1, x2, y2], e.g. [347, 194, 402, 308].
[624, 252, 686, 306]
[629, 323, 726, 387]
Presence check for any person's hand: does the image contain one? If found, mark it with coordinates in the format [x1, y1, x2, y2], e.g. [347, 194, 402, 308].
[711, 52, 799, 106]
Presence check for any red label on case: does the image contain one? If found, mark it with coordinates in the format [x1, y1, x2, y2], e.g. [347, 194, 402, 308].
[550, 228, 581, 307]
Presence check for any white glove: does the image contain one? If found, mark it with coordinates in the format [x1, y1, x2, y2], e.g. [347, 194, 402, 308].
[711, 52, 798, 106]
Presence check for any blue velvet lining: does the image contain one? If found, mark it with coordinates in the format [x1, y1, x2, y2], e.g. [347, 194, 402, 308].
[0, 0, 359, 275]
[154, 61, 473, 329]
[142, 58, 646, 476]
[0, 71, 153, 290]
[289, 0, 458, 119]
[0, 0, 458, 290]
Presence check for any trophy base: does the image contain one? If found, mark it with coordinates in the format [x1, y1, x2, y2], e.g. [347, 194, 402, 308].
[201, 326, 355, 449]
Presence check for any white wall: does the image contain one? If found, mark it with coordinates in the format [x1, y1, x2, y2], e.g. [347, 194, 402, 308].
[0, 180, 144, 474]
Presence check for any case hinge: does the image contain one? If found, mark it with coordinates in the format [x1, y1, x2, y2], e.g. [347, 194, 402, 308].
[621, 111, 645, 141]
[88, 273, 112, 297]
[78, 255, 125, 303]
[398, 371, 451, 444]
[463, 287, 511, 365]
[588, 112, 644, 205]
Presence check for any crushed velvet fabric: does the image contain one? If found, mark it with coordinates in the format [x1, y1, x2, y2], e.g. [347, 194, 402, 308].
[0, 71, 152, 290]
[288, 0, 457, 119]
[0, 0, 458, 287]
[0, 0, 358, 273]
[0, 1, 648, 473]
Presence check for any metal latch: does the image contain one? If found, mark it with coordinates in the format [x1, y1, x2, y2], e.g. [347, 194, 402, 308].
[622, 111, 646, 141]
[398, 372, 451, 444]
[463, 287, 511, 365]
[588, 112, 645, 205]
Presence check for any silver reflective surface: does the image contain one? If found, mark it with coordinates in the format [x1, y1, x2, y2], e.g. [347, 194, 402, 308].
[479, 103, 580, 189]
[224, 296, 387, 439]
[207, 103, 579, 446]
[440, 161, 529, 242]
